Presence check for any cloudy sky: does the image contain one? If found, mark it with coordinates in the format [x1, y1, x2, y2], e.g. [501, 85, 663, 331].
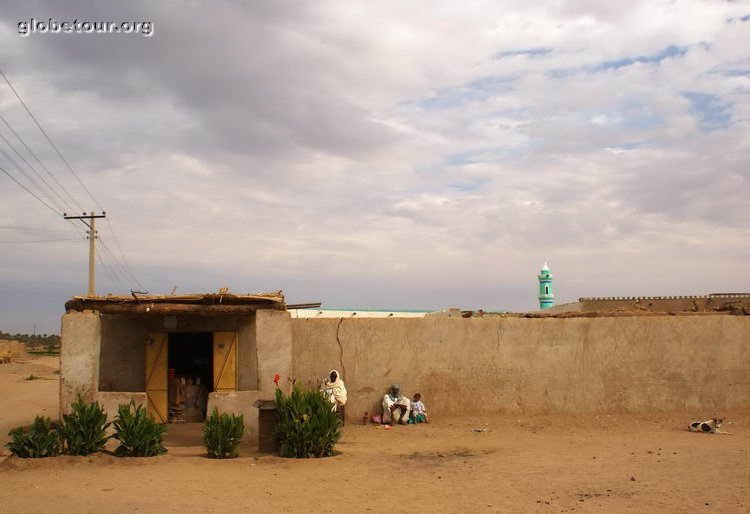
[0, 1, 748, 333]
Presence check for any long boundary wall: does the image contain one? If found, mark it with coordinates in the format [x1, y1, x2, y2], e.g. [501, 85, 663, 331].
[291, 315, 750, 418]
[578, 295, 750, 313]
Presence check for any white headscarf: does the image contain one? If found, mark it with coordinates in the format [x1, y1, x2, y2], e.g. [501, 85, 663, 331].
[321, 369, 347, 406]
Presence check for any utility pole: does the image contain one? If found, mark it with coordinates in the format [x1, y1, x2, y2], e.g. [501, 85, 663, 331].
[64, 211, 106, 297]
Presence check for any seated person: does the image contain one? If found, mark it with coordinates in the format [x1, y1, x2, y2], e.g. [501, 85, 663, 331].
[410, 393, 429, 423]
[320, 369, 347, 412]
[382, 384, 410, 425]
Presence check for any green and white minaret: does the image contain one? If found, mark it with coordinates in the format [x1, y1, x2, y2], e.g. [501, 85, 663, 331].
[538, 261, 554, 309]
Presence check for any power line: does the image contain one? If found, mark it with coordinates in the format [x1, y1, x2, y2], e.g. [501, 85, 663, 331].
[1, 70, 146, 293]
[0, 225, 79, 233]
[0, 221, 88, 242]
[0, 70, 103, 212]
[1, 71, 147, 295]
[104, 218, 145, 290]
[0, 139, 66, 213]
[0, 238, 81, 244]
[0, 112, 84, 212]
[0, 70, 145, 289]
[98, 252, 124, 290]
[0, 161, 61, 215]
[98, 236, 144, 290]
[0, 116, 78, 213]
[97, 250, 123, 290]
[64, 211, 106, 296]
[65, 220, 89, 239]
[96, 239, 126, 290]
[98, 233, 146, 291]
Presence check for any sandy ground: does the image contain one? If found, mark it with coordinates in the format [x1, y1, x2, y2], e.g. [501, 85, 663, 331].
[1, 357, 748, 513]
[0, 355, 59, 446]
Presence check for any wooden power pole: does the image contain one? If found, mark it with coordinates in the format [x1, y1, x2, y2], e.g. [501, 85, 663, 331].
[64, 211, 106, 297]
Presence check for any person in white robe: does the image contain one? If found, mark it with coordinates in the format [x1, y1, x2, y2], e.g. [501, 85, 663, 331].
[382, 384, 410, 424]
[321, 369, 347, 411]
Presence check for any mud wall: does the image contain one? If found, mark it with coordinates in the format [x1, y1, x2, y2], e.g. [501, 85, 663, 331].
[578, 296, 750, 313]
[291, 315, 750, 418]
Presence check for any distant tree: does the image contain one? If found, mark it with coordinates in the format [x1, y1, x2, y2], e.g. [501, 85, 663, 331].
[0, 329, 60, 348]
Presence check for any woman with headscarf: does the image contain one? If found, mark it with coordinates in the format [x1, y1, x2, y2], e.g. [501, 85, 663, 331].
[321, 369, 347, 411]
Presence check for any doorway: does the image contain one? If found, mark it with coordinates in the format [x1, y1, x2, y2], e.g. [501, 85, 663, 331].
[145, 331, 238, 424]
[167, 333, 212, 423]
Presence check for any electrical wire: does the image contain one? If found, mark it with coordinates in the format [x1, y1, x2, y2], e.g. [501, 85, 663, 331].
[96, 238, 126, 290]
[0, 112, 84, 213]
[0, 238, 81, 244]
[0, 123, 77, 213]
[99, 232, 146, 291]
[98, 236, 140, 289]
[0, 70, 102, 212]
[96, 250, 125, 291]
[0, 140, 66, 213]
[104, 218, 146, 291]
[0, 69, 146, 292]
[0, 224, 79, 233]
[0, 161, 61, 215]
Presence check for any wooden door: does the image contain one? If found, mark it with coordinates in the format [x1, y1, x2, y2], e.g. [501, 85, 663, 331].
[213, 332, 238, 392]
[145, 333, 168, 423]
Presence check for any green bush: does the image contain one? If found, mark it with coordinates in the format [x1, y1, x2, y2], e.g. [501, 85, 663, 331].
[112, 401, 167, 457]
[274, 385, 342, 458]
[58, 395, 110, 456]
[203, 408, 244, 459]
[6, 416, 60, 458]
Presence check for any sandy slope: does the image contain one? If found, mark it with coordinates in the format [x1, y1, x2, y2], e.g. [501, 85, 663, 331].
[0, 357, 747, 513]
[0, 355, 59, 445]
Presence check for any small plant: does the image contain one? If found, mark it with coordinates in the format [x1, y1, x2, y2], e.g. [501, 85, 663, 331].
[274, 385, 342, 458]
[203, 408, 244, 459]
[58, 395, 110, 456]
[25, 374, 43, 381]
[112, 401, 167, 457]
[6, 416, 60, 458]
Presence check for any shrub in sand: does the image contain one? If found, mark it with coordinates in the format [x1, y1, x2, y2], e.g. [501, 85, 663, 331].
[203, 408, 244, 459]
[113, 401, 167, 457]
[58, 395, 110, 456]
[274, 385, 342, 458]
[6, 416, 60, 458]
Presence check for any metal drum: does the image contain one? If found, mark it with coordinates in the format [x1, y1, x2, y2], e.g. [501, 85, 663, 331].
[254, 399, 279, 453]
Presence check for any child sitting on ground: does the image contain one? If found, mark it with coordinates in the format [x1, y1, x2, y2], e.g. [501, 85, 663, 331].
[410, 393, 429, 423]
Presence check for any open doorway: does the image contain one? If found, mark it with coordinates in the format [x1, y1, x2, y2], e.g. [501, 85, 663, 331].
[167, 333, 213, 423]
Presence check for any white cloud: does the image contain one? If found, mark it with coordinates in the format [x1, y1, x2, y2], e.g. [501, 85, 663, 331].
[0, 0, 749, 332]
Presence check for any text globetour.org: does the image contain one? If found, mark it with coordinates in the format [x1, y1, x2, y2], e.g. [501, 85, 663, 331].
[18, 18, 154, 37]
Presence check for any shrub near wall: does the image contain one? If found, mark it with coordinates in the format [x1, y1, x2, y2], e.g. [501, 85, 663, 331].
[6, 416, 60, 458]
[274, 386, 342, 458]
[58, 395, 110, 456]
[113, 402, 167, 457]
[203, 408, 244, 459]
